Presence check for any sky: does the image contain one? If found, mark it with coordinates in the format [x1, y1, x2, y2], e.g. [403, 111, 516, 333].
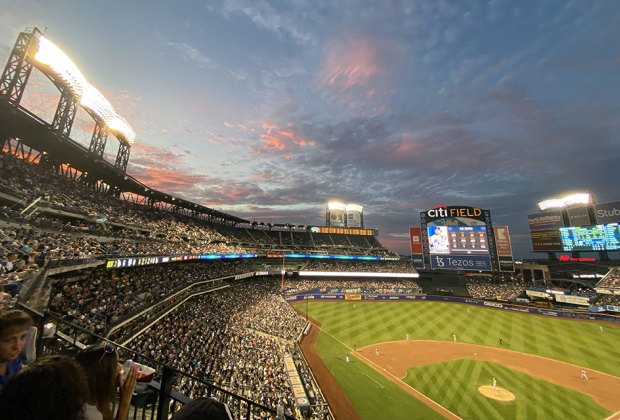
[1, 0, 619, 258]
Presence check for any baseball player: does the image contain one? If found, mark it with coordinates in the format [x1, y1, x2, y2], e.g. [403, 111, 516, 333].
[580, 370, 588, 381]
[452, 334, 457, 342]
[492, 377, 497, 392]
[406, 333, 410, 341]
[375, 348, 379, 357]
[346, 353, 350, 364]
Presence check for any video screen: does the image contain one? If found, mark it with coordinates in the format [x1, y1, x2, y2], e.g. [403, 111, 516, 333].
[560, 223, 620, 252]
[427, 225, 489, 255]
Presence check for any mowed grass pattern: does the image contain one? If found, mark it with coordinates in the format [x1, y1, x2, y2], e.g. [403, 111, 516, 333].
[314, 330, 443, 419]
[299, 301, 620, 419]
[404, 359, 610, 419]
[304, 301, 620, 376]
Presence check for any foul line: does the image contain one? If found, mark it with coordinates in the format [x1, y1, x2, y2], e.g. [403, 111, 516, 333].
[605, 410, 620, 420]
[363, 372, 384, 388]
[310, 321, 461, 420]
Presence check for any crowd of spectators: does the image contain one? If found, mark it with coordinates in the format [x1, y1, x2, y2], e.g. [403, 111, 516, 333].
[1, 152, 395, 258]
[49, 261, 254, 333]
[125, 279, 318, 419]
[283, 279, 423, 296]
[8, 149, 620, 418]
[465, 278, 526, 301]
[596, 293, 620, 306]
[598, 268, 620, 289]
[299, 259, 416, 273]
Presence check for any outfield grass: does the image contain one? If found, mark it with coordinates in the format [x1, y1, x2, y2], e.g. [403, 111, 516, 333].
[404, 359, 610, 419]
[301, 301, 620, 419]
[304, 301, 620, 376]
[314, 329, 442, 419]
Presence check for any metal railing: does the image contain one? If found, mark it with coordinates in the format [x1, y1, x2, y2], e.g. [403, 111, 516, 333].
[22, 309, 296, 420]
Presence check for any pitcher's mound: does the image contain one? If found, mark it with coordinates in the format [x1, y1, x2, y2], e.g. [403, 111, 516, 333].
[478, 385, 516, 402]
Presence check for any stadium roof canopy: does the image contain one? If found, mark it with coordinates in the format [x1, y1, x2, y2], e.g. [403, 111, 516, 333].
[0, 100, 249, 224]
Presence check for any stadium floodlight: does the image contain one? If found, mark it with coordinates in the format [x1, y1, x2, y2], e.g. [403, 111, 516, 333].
[35, 36, 87, 97]
[538, 193, 591, 211]
[345, 203, 363, 212]
[327, 201, 346, 211]
[108, 115, 136, 144]
[34, 35, 135, 145]
[81, 85, 116, 122]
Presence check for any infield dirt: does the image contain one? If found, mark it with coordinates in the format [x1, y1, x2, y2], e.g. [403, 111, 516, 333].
[357, 340, 620, 413]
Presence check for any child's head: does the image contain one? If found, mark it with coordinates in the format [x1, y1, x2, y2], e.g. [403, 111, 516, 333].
[0, 355, 91, 420]
[0, 310, 33, 363]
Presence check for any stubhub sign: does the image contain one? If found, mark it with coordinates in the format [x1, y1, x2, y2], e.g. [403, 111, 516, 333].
[430, 255, 492, 271]
[595, 201, 620, 225]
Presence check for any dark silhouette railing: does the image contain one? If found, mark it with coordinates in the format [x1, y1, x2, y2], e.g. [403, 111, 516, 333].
[22, 308, 296, 420]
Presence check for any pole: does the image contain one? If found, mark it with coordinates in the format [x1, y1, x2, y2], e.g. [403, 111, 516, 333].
[281, 254, 285, 290]
[305, 293, 309, 322]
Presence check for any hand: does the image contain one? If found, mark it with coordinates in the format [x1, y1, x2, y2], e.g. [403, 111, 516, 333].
[119, 364, 138, 399]
[116, 365, 138, 420]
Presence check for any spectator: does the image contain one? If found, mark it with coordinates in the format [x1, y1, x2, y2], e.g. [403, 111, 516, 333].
[75, 343, 138, 420]
[0, 355, 94, 420]
[0, 309, 33, 389]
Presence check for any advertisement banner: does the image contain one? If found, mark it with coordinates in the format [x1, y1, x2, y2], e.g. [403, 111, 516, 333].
[283, 354, 310, 409]
[594, 201, 620, 225]
[409, 227, 423, 254]
[345, 294, 362, 301]
[328, 202, 346, 227]
[429, 255, 492, 271]
[554, 294, 590, 306]
[411, 255, 425, 269]
[494, 226, 513, 256]
[498, 256, 515, 272]
[530, 229, 563, 251]
[346, 209, 363, 228]
[528, 211, 564, 231]
[526, 290, 552, 299]
[567, 206, 592, 227]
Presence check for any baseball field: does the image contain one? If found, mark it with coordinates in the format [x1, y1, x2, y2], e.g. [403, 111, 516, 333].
[295, 301, 620, 419]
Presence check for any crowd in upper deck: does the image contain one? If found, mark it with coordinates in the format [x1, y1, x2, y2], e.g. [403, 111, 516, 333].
[0, 152, 394, 261]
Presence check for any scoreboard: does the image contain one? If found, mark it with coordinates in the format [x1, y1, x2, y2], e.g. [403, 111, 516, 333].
[311, 227, 375, 235]
[447, 226, 488, 253]
[560, 223, 620, 252]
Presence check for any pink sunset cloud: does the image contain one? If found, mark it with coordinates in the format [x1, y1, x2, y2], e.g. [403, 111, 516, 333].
[317, 33, 404, 111]
[256, 121, 316, 155]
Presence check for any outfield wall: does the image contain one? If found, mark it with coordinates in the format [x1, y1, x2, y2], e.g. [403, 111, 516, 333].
[286, 294, 620, 323]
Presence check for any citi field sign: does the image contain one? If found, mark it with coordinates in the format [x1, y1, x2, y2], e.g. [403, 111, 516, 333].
[424, 206, 485, 222]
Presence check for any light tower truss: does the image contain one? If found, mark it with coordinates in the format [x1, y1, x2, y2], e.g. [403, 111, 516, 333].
[0, 29, 37, 105]
[0, 27, 134, 175]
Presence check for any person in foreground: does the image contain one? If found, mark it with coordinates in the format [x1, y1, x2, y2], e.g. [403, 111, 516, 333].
[75, 343, 138, 420]
[0, 355, 96, 420]
[0, 309, 33, 389]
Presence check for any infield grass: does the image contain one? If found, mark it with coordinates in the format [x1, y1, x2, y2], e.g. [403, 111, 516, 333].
[405, 359, 611, 419]
[314, 330, 442, 419]
[300, 301, 620, 419]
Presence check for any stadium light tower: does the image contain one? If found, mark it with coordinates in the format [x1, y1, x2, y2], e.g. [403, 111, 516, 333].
[0, 27, 136, 174]
[538, 192, 592, 211]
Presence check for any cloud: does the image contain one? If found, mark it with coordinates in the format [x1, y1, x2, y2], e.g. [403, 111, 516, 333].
[317, 34, 404, 112]
[130, 144, 185, 166]
[253, 120, 316, 155]
[165, 41, 215, 68]
[213, 0, 316, 45]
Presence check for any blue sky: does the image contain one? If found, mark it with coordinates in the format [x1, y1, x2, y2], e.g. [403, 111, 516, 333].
[1, 0, 619, 257]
